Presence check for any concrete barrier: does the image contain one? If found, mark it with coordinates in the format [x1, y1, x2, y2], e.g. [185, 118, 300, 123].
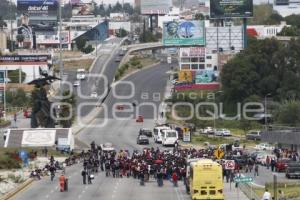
[0, 178, 34, 200]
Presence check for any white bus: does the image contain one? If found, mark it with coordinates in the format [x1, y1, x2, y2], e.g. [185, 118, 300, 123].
[153, 126, 170, 143]
[161, 129, 178, 146]
[76, 68, 86, 80]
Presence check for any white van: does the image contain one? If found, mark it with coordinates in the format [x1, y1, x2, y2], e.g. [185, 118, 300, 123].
[161, 129, 178, 146]
[153, 126, 170, 143]
[76, 68, 86, 80]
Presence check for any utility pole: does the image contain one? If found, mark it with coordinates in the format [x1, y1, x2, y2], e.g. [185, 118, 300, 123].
[10, 0, 14, 52]
[264, 93, 271, 130]
[59, 0, 64, 96]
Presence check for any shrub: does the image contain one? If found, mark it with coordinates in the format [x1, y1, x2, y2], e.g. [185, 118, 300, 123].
[0, 156, 21, 169]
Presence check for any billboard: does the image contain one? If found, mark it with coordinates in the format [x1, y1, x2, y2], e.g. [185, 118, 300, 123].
[195, 70, 218, 84]
[141, 0, 172, 15]
[180, 47, 205, 57]
[163, 21, 205, 46]
[17, 0, 58, 26]
[178, 71, 193, 83]
[72, 2, 95, 16]
[210, 0, 253, 18]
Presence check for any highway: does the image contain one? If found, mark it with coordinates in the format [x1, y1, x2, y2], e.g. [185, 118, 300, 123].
[13, 59, 191, 200]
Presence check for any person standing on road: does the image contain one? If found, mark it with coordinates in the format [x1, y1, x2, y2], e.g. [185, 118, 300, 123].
[254, 164, 259, 177]
[262, 189, 271, 200]
[81, 169, 87, 184]
[172, 171, 178, 187]
[59, 174, 66, 192]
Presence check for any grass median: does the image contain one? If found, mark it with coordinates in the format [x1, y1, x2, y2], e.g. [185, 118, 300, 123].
[253, 182, 300, 199]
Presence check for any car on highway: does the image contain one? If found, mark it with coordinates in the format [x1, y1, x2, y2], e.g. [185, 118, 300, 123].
[139, 128, 152, 137]
[136, 115, 144, 123]
[203, 127, 215, 134]
[90, 92, 98, 98]
[73, 80, 80, 87]
[255, 143, 275, 151]
[137, 135, 149, 145]
[215, 128, 231, 136]
[115, 57, 122, 62]
[100, 143, 115, 152]
[246, 130, 261, 141]
[116, 104, 125, 110]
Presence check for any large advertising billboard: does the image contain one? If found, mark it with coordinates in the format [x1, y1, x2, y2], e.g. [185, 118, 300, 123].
[71, 2, 95, 16]
[17, 0, 58, 26]
[210, 0, 253, 18]
[141, 0, 172, 15]
[163, 21, 205, 46]
[180, 47, 206, 57]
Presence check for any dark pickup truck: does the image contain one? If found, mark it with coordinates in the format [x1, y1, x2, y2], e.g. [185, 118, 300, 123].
[246, 131, 261, 141]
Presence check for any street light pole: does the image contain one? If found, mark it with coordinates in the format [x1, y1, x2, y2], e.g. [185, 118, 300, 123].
[59, 0, 64, 96]
[264, 93, 271, 131]
[213, 91, 223, 133]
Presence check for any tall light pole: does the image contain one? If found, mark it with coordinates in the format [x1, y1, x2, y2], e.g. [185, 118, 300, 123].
[264, 93, 271, 131]
[213, 91, 223, 133]
[59, 0, 64, 96]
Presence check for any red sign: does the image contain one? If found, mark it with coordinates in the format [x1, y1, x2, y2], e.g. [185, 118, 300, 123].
[225, 160, 235, 170]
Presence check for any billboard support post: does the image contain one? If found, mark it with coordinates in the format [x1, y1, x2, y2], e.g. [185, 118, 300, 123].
[243, 18, 248, 49]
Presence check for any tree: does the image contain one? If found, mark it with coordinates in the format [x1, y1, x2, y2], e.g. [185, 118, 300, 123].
[112, 2, 123, 13]
[123, 3, 134, 15]
[106, 4, 112, 16]
[59, 90, 76, 128]
[116, 28, 128, 38]
[8, 69, 26, 83]
[221, 37, 300, 104]
[274, 101, 300, 126]
[265, 13, 284, 25]
[6, 88, 31, 108]
[75, 37, 87, 51]
[97, 3, 106, 17]
[278, 26, 300, 36]
[285, 14, 300, 28]
[0, 0, 17, 20]
[194, 13, 204, 20]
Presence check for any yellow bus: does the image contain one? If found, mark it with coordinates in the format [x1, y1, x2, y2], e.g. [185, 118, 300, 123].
[189, 159, 224, 200]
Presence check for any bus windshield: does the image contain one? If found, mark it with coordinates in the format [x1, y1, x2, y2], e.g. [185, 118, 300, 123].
[167, 131, 177, 138]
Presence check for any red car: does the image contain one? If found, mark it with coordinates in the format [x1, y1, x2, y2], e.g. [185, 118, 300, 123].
[116, 105, 125, 110]
[275, 159, 291, 172]
[136, 115, 144, 123]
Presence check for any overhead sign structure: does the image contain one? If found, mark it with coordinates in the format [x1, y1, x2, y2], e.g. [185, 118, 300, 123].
[141, 0, 172, 15]
[224, 160, 235, 170]
[234, 176, 253, 183]
[210, 0, 253, 19]
[163, 21, 205, 46]
[214, 148, 225, 159]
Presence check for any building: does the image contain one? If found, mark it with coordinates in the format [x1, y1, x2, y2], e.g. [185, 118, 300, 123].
[262, 127, 300, 153]
[109, 21, 131, 35]
[0, 54, 52, 83]
[157, 7, 180, 28]
[247, 22, 289, 38]
[273, 0, 300, 17]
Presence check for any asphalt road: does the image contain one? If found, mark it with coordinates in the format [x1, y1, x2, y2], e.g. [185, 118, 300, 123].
[66, 37, 125, 117]
[13, 62, 193, 200]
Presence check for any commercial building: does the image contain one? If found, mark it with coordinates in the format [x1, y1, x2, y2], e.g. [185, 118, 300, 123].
[247, 22, 289, 38]
[0, 54, 52, 83]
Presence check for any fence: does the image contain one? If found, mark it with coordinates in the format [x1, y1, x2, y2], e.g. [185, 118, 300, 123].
[239, 183, 261, 200]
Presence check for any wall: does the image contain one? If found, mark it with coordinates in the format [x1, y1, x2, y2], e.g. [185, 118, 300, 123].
[0, 32, 7, 53]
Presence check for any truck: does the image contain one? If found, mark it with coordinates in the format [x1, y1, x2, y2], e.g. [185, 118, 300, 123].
[246, 130, 261, 141]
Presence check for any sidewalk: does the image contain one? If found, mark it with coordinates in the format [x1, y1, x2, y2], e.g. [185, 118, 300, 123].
[224, 181, 250, 200]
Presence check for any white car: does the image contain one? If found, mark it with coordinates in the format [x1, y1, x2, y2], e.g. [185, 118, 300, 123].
[90, 92, 98, 98]
[255, 143, 275, 151]
[256, 153, 276, 165]
[203, 127, 214, 134]
[215, 129, 231, 136]
[73, 81, 80, 87]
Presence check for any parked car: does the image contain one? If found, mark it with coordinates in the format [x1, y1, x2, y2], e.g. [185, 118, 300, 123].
[115, 57, 122, 62]
[275, 159, 293, 172]
[215, 129, 231, 136]
[255, 143, 275, 151]
[203, 127, 214, 134]
[139, 128, 152, 137]
[246, 130, 261, 141]
[137, 135, 149, 145]
[286, 166, 300, 179]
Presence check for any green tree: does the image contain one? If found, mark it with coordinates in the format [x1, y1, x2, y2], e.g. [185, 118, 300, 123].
[194, 13, 204, 20]
[274, 101, 300, 126]
[8, 70, 26, 83]
[6, 88, 31, 108]
[59, 90, 76, 128]
[285, 14, 300, 28]
[0, 0, 17, 20]
[75, 37, 87, 51]
[97, 4, 106, 17]
[112, 2, 123, 13]
[265, 13, 284, 25]
[278, 26, 300, 36]
[123, 3, 134, 15]
[106, 4, 112, 16]
[116, 28, 128, 38]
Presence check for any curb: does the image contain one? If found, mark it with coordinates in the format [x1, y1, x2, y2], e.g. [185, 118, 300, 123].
[0, 178, 34, 200]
